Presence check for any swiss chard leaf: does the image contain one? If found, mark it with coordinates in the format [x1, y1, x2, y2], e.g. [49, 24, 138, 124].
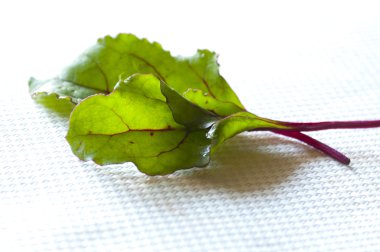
[31, 33, 380, 175]
[31, 34, 245, 116]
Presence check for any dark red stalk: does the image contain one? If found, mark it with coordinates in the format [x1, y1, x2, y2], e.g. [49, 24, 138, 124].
[255, 118, 380, 164]
[271, 130, 351, 164]
[271, 119, 380, 132]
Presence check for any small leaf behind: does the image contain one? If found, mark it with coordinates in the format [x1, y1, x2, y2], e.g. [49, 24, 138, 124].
[31, 34, 245, 116]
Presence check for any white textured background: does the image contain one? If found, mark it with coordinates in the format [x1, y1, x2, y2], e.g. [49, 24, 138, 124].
[1, 1, 380, 251]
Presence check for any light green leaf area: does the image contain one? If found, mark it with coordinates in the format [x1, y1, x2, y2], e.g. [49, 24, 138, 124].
[176, 49, 245, 115]
[66, 74, 212, 175]
[31, 34, 245, 116]
[208, 112, 289, 152]
[183, 88, 244, 117]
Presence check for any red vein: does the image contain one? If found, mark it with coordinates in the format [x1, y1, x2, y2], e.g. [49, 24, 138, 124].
[128, 53, 167, 82]
[156, 131, 190, 157]
[79, 127, 180, 138]
[76, 128, 189, 159]
[78, 131, 190, 159]
[186, 62, 216, 98]
[84, 54, 111, 93]
[58, 78, 107, 94]
[186, 63, 246, 111]
[110, 108, 130, 129]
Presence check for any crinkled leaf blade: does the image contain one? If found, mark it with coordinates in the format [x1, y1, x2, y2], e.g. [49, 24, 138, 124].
[66, 74, 211, 175]
[31, 34, 245, 116]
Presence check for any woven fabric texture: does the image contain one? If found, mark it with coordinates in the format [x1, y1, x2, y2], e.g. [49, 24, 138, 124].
[1, 2, 380, 251]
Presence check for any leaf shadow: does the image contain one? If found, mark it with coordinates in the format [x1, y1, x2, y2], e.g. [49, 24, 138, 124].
[97, 133, 322, 195]
[146, 133, 319, 193]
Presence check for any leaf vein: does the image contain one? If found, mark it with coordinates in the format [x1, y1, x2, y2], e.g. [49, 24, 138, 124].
[109, 108, 130, 129]
[156, 131, 190, 157]
[57, 78, 107, 94]
[78, 127, 181, 138]
[186, 62, 216, 98]
[84, 54, 111, 93]
[128, 53, 167, 82]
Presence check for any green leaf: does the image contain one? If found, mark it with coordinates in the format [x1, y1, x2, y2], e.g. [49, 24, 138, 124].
[66, 74, 212, 175]
[30, 34, 380, 173]
[31, 34, 245, 116]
